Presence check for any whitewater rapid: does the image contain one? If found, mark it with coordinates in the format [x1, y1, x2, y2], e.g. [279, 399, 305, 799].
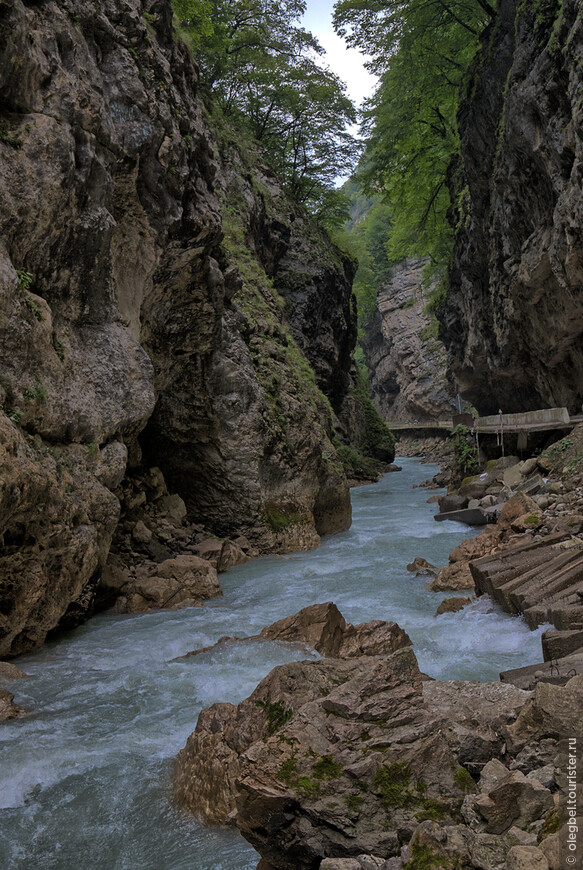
[0, 459, 547, 869]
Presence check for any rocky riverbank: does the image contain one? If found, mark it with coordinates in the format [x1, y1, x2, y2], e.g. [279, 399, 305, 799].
[170, 428, 583, 869]
[173, 602, 580, 870]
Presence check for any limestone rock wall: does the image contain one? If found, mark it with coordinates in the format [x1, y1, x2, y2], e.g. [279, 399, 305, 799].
[442, 0, 583, 414]
[362, 259, 456, 422]
[0, 0, 356, 655]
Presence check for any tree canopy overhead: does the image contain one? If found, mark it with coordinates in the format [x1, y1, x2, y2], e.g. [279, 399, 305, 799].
[333, 0, 495, 269]
[173, 0, 359, 216]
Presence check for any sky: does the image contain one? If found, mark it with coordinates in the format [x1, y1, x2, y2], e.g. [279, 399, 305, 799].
[302, 0, 377, 107]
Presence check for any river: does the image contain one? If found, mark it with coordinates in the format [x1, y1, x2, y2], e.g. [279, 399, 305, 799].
[0, 459, 548, 869]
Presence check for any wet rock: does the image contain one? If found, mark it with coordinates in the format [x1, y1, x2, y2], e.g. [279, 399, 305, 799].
[470, 534, 583, 630]
[406, 557, 437, 576]
[434, 596, 472, 616]
[438, 494, 469, 514]
[0, 661, 28, 682]
[0, 688, 26, 720]
[259, 603, 412, 659]
[192, 538, 249, 572]
[259, 602, 347, 655]
[115, 555, 221, 613]
[430, 561, 475, 591]
[176, 634, 533, 868]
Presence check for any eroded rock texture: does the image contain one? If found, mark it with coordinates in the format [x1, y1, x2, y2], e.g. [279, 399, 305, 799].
[442, 0, 583, 413]
[0, 0, 359, 654]
[362, 259, 456, 422]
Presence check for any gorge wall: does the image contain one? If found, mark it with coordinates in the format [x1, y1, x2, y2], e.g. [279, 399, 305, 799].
[362, 258, 456, 423]
[0, 0, 374, 656]
[441, 0, 583, 415]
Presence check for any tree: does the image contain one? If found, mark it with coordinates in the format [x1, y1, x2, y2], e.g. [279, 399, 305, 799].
[173, 0, 359, 214]
[333, 0, 494, 268]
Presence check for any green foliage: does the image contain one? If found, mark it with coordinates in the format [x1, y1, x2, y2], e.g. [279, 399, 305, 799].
[312, 755, 343, 781]
[296, 776, 320, 798]
[7, 409, 23, 425]
[335, 445, 381, 480]
[415, 798, 452, 822]
[345, 793, 364, 812]
[53, 336, 65, 361]
[263, 507, 306, 532]
[538, 807, 565, 843]
[450, 424, 478, 476]
[331, 181, 394, 332]
[25, 296, 43, 320]
[403, 839, 455, 870]
[333, 0, 495, 271]
[16, 270, 33, 290]
[453, 766, 475, 793]
[351, 367, 395, 461]
[24, 383, 47, 402]
[174, 0, 359, 210]
[374, 761, 415, 809]
[277, 757, 298, 785]
[256, 697, 294, 734]
[0, 121, 21, 148]
[542, 438, 573, 458]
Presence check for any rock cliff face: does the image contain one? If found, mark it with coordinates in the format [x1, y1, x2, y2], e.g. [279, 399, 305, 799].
[0, 0, 364, 655]
[442, 0, 583, 414]
[362, 259, 456, 422]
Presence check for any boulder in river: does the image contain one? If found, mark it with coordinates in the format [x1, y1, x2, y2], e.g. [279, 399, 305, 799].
[174, 617, 538, 870]
[434, 596, 472, 616]
[259, 602, 412, 659]
[179, 603, 412, 661]
[0, 688, 26, 721]
[174, 605, 413, 824]
[114, 554, 221, 613]
[406, 557, 437, 576]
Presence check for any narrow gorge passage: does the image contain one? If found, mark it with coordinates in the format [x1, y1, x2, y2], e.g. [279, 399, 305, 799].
[0, 460, 547, 870]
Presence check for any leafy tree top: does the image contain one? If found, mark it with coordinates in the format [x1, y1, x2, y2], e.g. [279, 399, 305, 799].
[173, 0, 360, 217]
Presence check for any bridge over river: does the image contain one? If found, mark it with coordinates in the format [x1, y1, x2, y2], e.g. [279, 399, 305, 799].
[388, 407, 583, 435]
[387, 408, 583, 455]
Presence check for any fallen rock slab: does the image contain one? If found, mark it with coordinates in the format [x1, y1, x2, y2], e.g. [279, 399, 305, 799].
[470, 534, 583, 629]
[473, 770, 553, 834]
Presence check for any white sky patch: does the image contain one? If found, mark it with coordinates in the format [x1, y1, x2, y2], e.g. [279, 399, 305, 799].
[314, 29, 377, 107]
[302, 1, 377, 108]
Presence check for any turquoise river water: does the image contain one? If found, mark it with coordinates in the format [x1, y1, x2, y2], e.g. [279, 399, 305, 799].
[0, 458, 548, 869]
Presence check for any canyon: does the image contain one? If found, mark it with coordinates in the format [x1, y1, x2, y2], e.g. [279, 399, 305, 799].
[1, 1, 583, 869]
